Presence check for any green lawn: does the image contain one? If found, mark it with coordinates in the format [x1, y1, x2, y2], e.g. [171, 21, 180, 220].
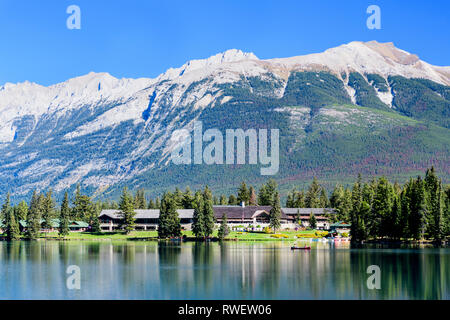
[1, 230, 324, 241]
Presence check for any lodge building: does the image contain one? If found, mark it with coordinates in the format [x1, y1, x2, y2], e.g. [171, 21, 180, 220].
[98, 204, 336, 231]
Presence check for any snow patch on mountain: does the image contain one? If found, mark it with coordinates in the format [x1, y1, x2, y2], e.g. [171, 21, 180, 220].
[268, 41, 450, 86]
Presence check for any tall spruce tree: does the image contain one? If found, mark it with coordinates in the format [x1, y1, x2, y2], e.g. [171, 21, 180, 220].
[269, 192, 281, 232]
[134, 189, 147, 209]
[237, 181, 250, 205]
[7, 208, 21, 240]
[249, 186, 257, 206]
[305, 177, 322, 208]
[309, 212, 317, 229]
[286, 188, 296, 208]
[148, 199, 156, 209]
[119, 187, 136, 234]
[425, 167, 444, 241]
[444, 186, 450, 238]
[3, 193, 21, 240]
[370, 177, 395, 238]
[0, 193, 10, 229]
[202, 186, 216, 238]
[350, 175, 363, 241]
[295, 190, 306, 208]
[182, 187, 195, 209]
[219, 195, 228, 205]
[192, 191, 205, 238]
[42, 189, 55, 232]
[409, 177, 427, 240]
[319, 188, 330, 208]
[228, 194, 237, 205]
[59, 192, 70, 237]
[158, 192, 181, 238]
[27, 190, 42, 240]
[15, 201, 28, 221]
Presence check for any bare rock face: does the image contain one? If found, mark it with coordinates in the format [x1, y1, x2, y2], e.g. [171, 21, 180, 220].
[0, 41, 449, 199]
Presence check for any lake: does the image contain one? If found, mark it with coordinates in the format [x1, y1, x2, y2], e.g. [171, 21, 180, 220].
[0, 240, 448, 300]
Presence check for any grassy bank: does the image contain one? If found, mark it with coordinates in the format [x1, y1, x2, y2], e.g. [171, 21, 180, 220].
[1, 230, 323, 241]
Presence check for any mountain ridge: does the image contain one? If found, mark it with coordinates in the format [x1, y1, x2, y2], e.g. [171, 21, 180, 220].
[0, 41, 449, 201]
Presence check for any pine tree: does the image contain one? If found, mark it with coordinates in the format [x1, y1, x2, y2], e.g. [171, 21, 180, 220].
[237, 181, 250, 205]
[390, 195, 402, 240]
[155, 197, 161, 209]
[174, 188, 184, 208]
[409, 177, 427, 240]
[148, 199, 156, 209]
[350, 176, 363, 240]
[158, 192, 181, 238]
[202, 186, 216, 238]
[182, 187, 195, 209]
[15, 201, 28, 221]
[7, 208, 21, 240]
[249, 186, 257, 206]
[27, 190, 42, 240]
[134, 189, 147, 209]
[319, 188, 329, 207]
[286, 189, 294, 207]
[59, 192, 70, 237]
[370, 177, 395, 238]
[192, 191, 205, 238]
[444, 186, 450, 239]
[295, 190, 306, 208]
[91, 209, 101, 233]
[308, 212, 317, 229]
[330, 184, 351, 221]
[305, 177, 322, 208]
[0, 193, 10, 229]
[228, 194, 237, 205]
[295, 209, 301, 225]
[42, 189, 55, 232]
[257, 184, 268, 205]
[219, 195, 228, 205]
[217, 214, 229, 240]
[258, 180, 278, 206]
[425, 167, 444, 241]
[119, 187, 136, 234]
[269, 192, 281, 232]
[2, 193, 21, 240]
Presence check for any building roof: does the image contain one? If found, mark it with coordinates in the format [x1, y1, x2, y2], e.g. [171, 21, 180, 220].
[281, 208, 337, 215]
[19, 219, 88, 228]
[99, 209, 195, 220]
[98, 206, 336, 221]
[213, 205, 290, 220]
[330, 221, 351, 227]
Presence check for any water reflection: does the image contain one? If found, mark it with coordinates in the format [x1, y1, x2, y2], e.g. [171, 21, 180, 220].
[0, 241, 448, 300]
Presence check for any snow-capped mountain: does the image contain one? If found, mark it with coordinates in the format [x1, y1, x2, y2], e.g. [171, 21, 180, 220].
[0, 41, 449, 200]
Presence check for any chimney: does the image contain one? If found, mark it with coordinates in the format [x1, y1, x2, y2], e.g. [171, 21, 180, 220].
[241, 201, 245, 208]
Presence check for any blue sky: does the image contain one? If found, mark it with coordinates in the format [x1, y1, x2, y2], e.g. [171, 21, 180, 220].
[0, 0, 448, 86]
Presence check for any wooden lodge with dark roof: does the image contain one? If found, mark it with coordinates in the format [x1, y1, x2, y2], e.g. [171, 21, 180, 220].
[98, 203, 336, 232]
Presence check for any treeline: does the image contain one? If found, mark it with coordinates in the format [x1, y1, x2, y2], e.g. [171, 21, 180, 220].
[119, 184, 282, 240]
[1, 167, 449, 242]
[331, 167, 449, 242]
[0, 186, 101, 240]
[281, 167, 450, 242]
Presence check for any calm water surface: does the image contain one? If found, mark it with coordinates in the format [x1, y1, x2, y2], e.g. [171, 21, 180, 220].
[0, 240, 448, 300]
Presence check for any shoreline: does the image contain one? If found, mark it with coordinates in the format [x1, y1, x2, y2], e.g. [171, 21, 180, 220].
[1, 232, 447, 246]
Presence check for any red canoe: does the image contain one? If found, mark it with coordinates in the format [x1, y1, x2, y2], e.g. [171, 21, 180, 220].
[291, 246, 311, 250]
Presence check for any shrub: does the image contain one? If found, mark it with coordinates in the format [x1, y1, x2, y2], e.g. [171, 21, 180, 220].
[270, 234, 289, 239]
[263, 227, 272, 234]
